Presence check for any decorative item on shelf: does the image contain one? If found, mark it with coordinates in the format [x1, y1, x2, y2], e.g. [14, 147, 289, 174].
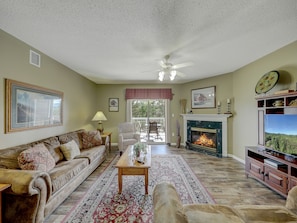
[272, 100, 284, 107]
[133, 142, 147, 158]
[225, 98, 232, 114]
[289, 99, 297, 106]
[217, 101, 221, 114]
[255, 70, 279, 94]
[92, 111, 107, 133]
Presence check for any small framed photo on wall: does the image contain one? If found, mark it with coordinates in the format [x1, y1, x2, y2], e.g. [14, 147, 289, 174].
[109, 98, 119, 112]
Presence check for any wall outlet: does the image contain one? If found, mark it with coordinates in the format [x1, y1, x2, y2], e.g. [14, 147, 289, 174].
[172, 132, 174, 137]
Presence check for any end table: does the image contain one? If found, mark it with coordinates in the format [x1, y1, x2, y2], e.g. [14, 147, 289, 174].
[101, 132, 112, 152]
[0, 184, 11, 223]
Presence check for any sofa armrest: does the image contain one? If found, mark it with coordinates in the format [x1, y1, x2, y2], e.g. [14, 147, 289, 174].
[153, 182, 188, 223]
[286, 185, 297, 213]
[0, 168, 52, 200]
[134, 133, 141, 142]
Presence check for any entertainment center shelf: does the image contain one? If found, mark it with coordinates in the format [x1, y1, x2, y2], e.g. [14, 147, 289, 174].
[256, 91, 297, 114]
[246, 146, 297, 197]
[246, 91, 297, 197]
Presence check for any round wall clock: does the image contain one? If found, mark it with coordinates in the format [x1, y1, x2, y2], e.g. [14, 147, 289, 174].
[255, 71, 279, 94]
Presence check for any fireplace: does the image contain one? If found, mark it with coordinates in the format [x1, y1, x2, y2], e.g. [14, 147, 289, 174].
[191, 127, 217, 153]
[181, 114, 232, 157]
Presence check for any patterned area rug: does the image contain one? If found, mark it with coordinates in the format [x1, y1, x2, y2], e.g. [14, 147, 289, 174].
[62, 154, 214, 223]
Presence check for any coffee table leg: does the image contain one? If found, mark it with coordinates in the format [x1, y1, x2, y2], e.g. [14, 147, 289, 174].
[118, 168, 122, 194]
[145, 169, 148, 194]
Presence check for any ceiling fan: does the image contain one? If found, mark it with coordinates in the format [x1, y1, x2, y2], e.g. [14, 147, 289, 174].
[158, 54, 193, 81]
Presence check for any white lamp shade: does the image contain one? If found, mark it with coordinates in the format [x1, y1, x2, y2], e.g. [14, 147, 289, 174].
[92, 111, 107, 122]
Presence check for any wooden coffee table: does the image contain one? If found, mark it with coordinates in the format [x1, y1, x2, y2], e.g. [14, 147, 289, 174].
[115, 145, 151, 194]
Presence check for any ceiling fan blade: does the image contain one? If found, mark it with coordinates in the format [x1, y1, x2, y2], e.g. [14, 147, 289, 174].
[176, 71, 186, 77]
[159, 60, 167, 68]
[173, 62, 194, 69]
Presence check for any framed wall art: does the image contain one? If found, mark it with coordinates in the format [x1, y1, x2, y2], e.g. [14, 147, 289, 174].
[191, 86, 216, 109]
[109, 98, 119, 112]
[5, 79, 63, 133]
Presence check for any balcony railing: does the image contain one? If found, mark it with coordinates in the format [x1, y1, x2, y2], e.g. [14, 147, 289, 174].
[131, 117, 165, 143]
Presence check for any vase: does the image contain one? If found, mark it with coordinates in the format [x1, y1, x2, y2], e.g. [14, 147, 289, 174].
[176, 135, 181, 148]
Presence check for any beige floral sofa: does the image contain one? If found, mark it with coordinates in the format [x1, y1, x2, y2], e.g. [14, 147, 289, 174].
[0, 129, 109, 223]
[153, 182, 297, 223]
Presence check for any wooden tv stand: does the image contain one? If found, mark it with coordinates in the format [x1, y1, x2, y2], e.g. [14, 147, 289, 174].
[245, 146, 297, 197]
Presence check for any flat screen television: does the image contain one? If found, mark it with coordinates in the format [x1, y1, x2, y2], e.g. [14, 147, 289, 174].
[265, 114, 297, 156]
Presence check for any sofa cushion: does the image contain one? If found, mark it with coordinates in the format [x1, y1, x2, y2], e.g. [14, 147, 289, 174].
[81, 130, 102, 149]
[184, 204, 245, 223]
[58, 130, 83, 149]
[77, 145, 106, 163]
[42, 136, 63, 163]
[49, 158, 89, 193]
[60, 140, 80, 161]
[17, 143, 56, 171]
[235, 205, 297, 222]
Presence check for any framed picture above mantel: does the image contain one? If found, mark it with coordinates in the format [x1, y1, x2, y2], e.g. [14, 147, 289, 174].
[191, 86, 216, 109]
[5, 79, 63, 133]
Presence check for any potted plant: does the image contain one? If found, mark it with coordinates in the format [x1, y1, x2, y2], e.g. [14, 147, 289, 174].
[133, 142, 147, 157]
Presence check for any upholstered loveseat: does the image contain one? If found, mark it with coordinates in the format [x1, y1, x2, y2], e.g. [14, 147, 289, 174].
[153, 182, 297, 223]
[0, 129, 109, 223]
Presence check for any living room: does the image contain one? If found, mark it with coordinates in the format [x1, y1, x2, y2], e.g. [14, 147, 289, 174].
[1, 28, 297, 162]
[1, 1, 297, 222]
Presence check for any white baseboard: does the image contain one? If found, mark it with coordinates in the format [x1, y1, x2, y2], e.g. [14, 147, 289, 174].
[228, 154, 245, 164]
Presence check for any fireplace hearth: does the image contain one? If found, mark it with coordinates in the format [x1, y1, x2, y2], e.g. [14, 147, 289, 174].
[181, 114, 232, 157]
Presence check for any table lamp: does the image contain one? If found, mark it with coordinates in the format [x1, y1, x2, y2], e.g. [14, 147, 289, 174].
[92, 111, 107, 133]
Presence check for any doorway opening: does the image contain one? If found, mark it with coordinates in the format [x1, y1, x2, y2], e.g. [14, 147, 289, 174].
[130, 99, 167, 144]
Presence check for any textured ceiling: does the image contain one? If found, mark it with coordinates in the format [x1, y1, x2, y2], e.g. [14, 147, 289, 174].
[1, 0, 297, 84]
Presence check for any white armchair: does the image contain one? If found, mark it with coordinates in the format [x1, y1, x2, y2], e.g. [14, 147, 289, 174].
[118, 122, 140, 154]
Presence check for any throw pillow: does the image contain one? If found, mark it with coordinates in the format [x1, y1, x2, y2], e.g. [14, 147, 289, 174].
[81, 130, 102, 149]
[17, 143, 56, 172]
[60, 140, 80, 160]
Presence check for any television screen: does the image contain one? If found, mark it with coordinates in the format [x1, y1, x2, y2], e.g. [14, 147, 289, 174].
[265, 114, 297, 155]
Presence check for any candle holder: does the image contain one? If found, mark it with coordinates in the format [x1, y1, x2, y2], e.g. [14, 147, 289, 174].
[217, 104, 221, 114]
[225, 99, 232, 114]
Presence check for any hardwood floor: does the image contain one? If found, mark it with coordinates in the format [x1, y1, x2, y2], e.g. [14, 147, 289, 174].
[44, 145, 286, 223]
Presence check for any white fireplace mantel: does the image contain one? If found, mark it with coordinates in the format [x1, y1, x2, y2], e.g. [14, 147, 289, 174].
[181, 114, 232, 157]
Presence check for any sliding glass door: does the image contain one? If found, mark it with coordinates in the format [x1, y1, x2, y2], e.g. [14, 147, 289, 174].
[129, 99, 167, 144]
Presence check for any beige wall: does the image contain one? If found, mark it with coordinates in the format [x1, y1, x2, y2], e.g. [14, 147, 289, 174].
[95, 84, 183, 144]
[1, 28, 297, 162]
[96, 41, 297, 161]
[0, 30, 98, 149]
[233, 41, 297, 160]
[181, 73, 234, 153]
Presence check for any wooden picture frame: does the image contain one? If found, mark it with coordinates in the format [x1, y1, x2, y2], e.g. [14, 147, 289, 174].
[5, 79, 63, 133]
[191, 86, 216, 109]
[109, 98, 119, 112]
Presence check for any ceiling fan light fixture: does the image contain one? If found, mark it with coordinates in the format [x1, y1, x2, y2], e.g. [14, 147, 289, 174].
[159, 71, 164, 81]
[170, 70, 177, 81]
